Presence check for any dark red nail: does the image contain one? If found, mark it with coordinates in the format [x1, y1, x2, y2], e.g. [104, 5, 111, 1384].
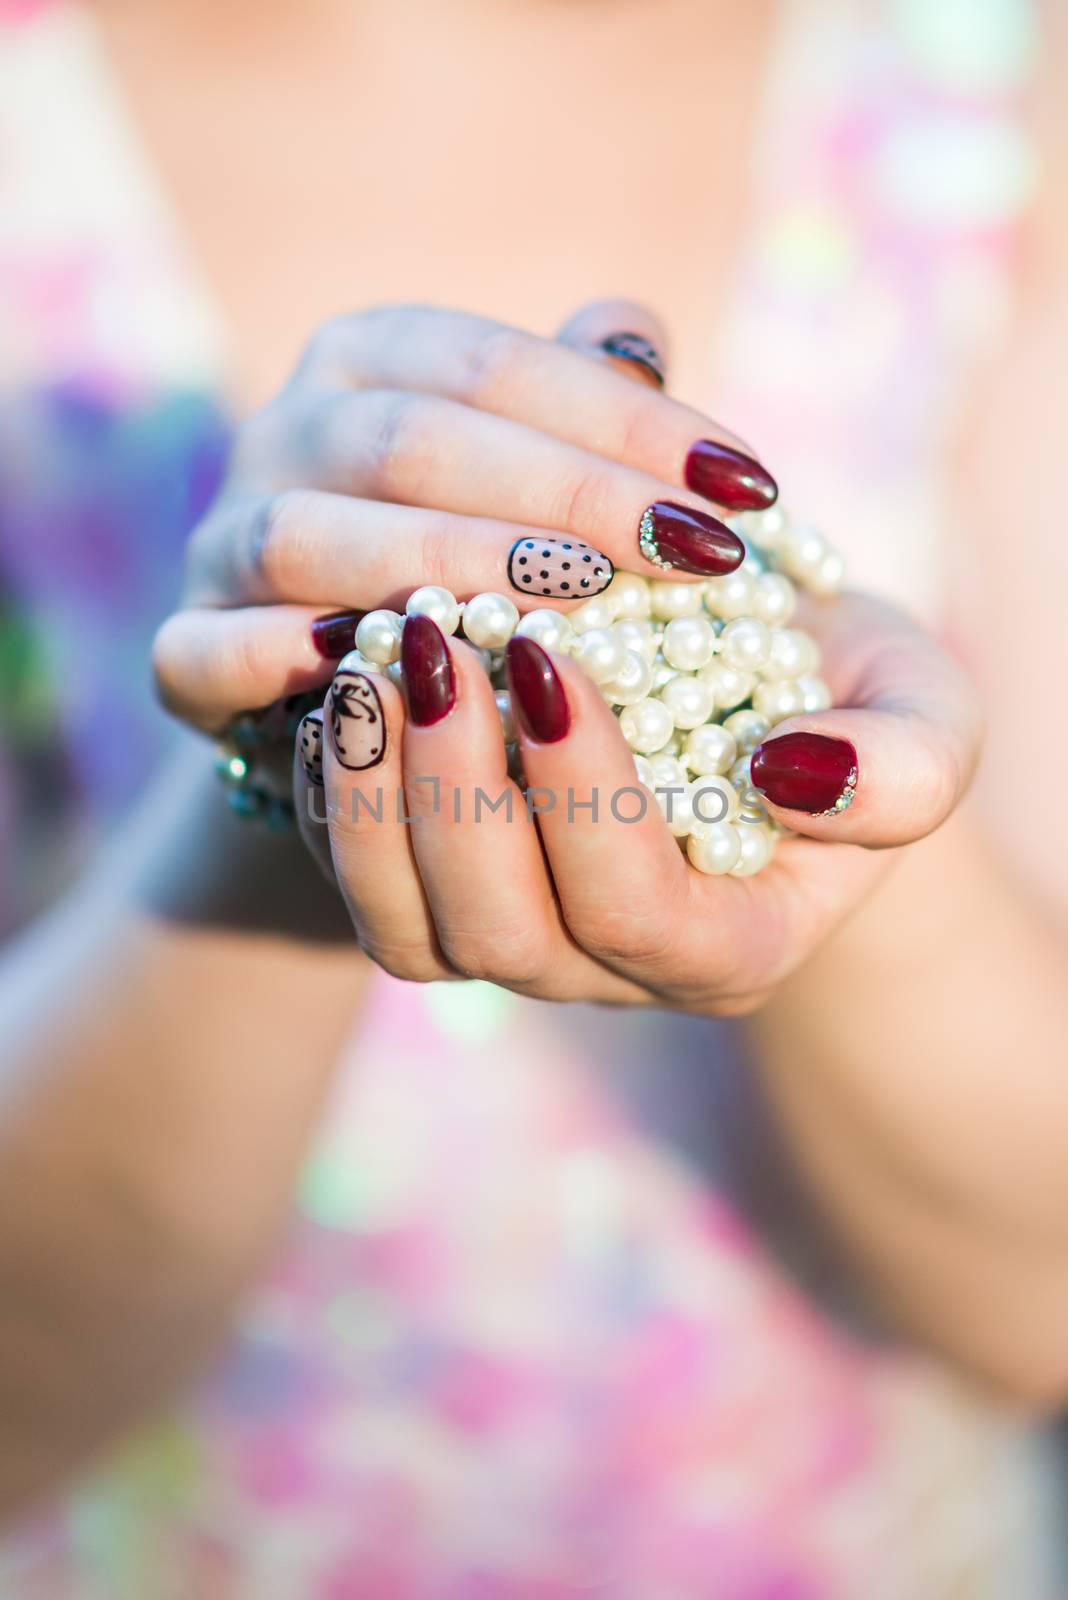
[637, 501, 744, 576]
[401, 614, 456, 726]
[751, 732, 858, 815]
[506, 637, 571, 743]
[599, 332, 666, 388]
[311, 610, 362, 660]
[685, 441, 778, 513]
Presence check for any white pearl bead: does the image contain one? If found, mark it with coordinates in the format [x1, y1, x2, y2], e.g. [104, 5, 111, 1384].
[655, 779, 700, 838]
[751, 505, 788, 547]
[753, 678, 806, 722]
[569, 596, 616, 634]
[662, 615, 716, 671]
[808, 548, 846, 595]
[495, 690, 517, 741]
[633, 754, 656, 789]
[702, 569, 754, 621]
[602, 648, 655, 705]
[619, 697, 675, 755]
[780, 524, 827, 582]
[751, 572, 796, 627]
[650, 580, 704, 620]
[658, 674, 715, 730]
[660, 731, 683, 757]
[613, 618, 659, 662]
[729, 824, 774, 876]
[687, 822, 742, 875]
[736, 785, 770, 824]
[354, 610, 403, 666]
[689, 775, 739, 827]
[336, 648, 380, 676]
[605, 571, 652, 620]
[462, 591, 519, 649]
[515, 609, 575, 653]
[728, 757, 753, 793]
[405, 584, 461, 634]
[763, 627, 819, 681]
[573, 627, 627, 684]
[719, 616, 772, 673]
[697, 660, 755, 712]
[683, 723, 737, 776]
[649, 752, 688, 790]
[649, 660, 678, 693]
[723, 709, 771, 753]
[798, 674, 833, 713]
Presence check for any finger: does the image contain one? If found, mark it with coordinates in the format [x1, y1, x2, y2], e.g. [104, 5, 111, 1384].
[748, 594, 984, 847]
[319, 654, 454, 982]
[290, 305, 778, 515]
[152, 604, 362, 733]
[256, 387, 747, 584]
[555, 298, 671, 392]
[504, 636, 694, 990]
[397, 618, 643, 1001]
[188, 489, 616, 610]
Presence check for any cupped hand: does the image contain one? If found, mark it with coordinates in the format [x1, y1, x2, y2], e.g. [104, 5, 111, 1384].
[293, 589, 982, 1012]
[152, 300, 772, 732]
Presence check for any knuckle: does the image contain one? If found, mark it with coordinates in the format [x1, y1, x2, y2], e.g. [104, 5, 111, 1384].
[573, 903, 676, 968]
[436, 919, 548, 989]
[458, 324, 536, 408]
[298, 313, 358, 381]
[362, 391, 437, 500]
[251, 488, 316, 595]
[416, 513, 468, 591]
[553, 462, 614, 536]
[361, 935, 445, 985]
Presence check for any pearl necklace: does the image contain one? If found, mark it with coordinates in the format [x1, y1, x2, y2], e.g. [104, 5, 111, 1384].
[348, 506, 845, 879]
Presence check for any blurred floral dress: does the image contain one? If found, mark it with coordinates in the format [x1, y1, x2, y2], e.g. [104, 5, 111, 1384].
[0, 1, 1062, 1596]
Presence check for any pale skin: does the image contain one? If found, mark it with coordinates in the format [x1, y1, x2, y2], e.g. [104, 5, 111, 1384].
[1, 0, 1067, 1519]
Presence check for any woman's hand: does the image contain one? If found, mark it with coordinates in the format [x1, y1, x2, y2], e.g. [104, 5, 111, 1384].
[295, 586, 982, 1011]
[152, 300, 771, 732]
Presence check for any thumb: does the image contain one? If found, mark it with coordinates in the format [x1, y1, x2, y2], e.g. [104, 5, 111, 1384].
[554, 298, 669, 390]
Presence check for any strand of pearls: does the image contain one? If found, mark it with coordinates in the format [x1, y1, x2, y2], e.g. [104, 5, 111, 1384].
[351, 510, 844, 878]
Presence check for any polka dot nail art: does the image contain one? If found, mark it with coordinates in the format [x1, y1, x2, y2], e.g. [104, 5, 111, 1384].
[507, 538, 613, 599]
[328, 670, 386, 770]
[297, 711, 324, 786]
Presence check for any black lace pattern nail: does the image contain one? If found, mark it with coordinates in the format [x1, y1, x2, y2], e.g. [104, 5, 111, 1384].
[297, 712, 325, 786]
[598, 332, 666, 387]
[328, 671, 386, 770]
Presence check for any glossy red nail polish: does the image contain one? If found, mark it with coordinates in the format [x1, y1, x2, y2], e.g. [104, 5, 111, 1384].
[311, 610, 363, 660]
[750, 732, 858, 815]
[638, 501, 745, 576]
[401, 614, 456, 726]
[685, 441, 779, 513]
[506, 636, 571, 743]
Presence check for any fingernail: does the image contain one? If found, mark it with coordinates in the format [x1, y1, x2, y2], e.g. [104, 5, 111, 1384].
[401, 614, 456, 726]
[637, 501, 744, 576]
[685, 441, 778, 513]
[312, 610, 363, 660]
[598, 332, 665, 388]
[508, 536, 613, 600]
[327, 664, 387, 768]
[506, 636, 571, 743]
[750, 732, 858, 815]
[297, 710, 325, 785]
